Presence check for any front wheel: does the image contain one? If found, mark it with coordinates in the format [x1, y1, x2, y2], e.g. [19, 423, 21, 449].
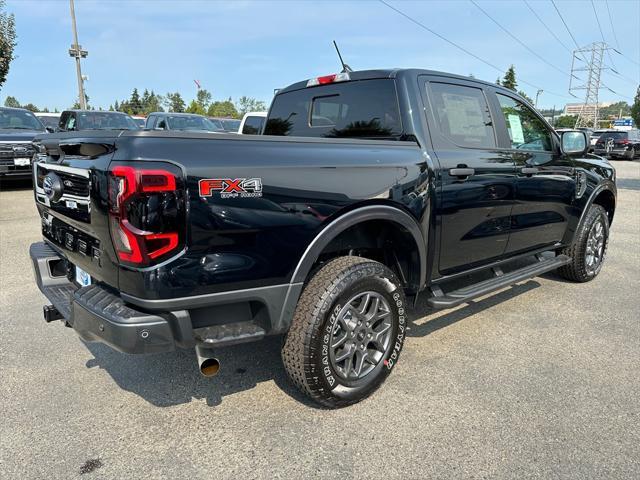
[557, 204, 609, 282]
[282, 256, 407, 408]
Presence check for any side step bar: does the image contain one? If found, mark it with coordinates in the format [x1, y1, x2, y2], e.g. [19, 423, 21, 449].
[428, 254, 571, 309]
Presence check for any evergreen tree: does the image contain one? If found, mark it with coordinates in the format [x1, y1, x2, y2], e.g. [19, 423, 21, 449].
[165, 92, 185, 113]
[22, 103, 38, 112]
[129, 88, 142, 115]
[502, 65, 517, 91]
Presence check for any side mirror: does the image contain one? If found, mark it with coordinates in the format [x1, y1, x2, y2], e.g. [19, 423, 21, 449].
[45, 126, 55, 133]
[561, 130, 588, 156]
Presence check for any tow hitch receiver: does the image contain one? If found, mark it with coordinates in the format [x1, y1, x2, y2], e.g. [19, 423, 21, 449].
[43, 304, 63, 323]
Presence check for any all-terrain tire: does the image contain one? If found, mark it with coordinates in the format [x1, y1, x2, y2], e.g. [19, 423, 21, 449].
[282, 256, 407, 408]
[557, 204, 609, 282]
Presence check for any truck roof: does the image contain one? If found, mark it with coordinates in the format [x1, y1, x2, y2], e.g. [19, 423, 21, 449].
[277, 68, 514, 95]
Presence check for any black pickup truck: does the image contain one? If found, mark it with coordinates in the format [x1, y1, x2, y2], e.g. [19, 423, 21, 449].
[30, 69, 616, 407]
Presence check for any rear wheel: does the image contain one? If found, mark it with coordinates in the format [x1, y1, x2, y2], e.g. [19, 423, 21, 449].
[282, 256, 407, 408]
[557, 204, 609, 282]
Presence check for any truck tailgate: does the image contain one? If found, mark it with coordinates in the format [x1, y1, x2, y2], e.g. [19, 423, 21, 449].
[33, 133, 120, 288]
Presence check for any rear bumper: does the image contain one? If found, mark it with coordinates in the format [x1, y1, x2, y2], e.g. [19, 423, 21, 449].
[29, 241, 302, 354]
[30, 242, 179, 354]
[593, 147, 634, 158]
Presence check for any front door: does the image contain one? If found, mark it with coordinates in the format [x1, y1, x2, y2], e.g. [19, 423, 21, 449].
[422, 77, 516, 275]
[491, 92, 576, 255]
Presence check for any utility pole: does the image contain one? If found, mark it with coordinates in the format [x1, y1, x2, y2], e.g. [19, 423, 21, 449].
[569, 42, 613, 129]
[535, 89, 543, 108]
[68, 0, 87, 109]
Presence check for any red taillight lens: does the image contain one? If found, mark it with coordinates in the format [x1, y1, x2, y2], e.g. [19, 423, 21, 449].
[619, 139, 630, 144]
[108, 164, 184, 267]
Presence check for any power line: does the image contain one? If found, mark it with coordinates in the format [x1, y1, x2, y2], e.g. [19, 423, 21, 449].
[378, 0, 572, 100]
[470, 0, 569, 78]
[604, 0, 620, 50]
[523, 0, 571, 54]
[550, 0, 586, 57]
[590, 0, 618, 72]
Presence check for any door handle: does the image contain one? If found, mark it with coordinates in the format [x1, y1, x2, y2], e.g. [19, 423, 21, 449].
[449, 168, 475, 177]
[521, 167, 539, 175]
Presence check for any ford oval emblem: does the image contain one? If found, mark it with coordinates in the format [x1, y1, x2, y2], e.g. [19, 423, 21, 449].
[42, 172, 64, 202]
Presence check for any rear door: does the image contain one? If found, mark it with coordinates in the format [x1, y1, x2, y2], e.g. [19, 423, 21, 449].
[421, 76, 516, 274]
[491, 91, 576, 254]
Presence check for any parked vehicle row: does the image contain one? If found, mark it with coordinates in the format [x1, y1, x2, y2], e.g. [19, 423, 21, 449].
[29, 68, 616, 407]
[0, 106, 260, 182]
[593, 129, 640, 160]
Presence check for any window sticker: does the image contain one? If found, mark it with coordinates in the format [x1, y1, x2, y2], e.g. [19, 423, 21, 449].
[507, 114, 525, 144]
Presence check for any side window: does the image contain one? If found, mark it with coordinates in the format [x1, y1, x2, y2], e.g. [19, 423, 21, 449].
[58, 113, 68, 130]
[242, 116, 264, 135]
[66, 114, 76, 131]
[157, 118, 167, 130]
[496, 94, 552, 151]
[146, 116, 157, 129]
[428, 82, 496, 149]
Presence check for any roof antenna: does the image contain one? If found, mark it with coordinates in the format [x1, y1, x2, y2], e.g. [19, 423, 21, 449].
[333, 40, 353, 73]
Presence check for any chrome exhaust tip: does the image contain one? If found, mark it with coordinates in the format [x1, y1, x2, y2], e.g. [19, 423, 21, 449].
[195, 346, 220, 377]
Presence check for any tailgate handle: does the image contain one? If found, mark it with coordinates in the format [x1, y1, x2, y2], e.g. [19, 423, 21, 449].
[521, 167, 539, 175]
[449, 167, 475, 178]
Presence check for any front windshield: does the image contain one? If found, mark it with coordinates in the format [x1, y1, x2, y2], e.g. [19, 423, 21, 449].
[77, 112, 138, 130]
[221, 119, 240, 131]
[37, 115, 59, 129]
[0, 109, 43, 130]
[167, 115, 218, 131]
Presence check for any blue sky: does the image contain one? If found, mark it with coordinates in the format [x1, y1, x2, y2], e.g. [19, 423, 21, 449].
[2, 0, 639, 111]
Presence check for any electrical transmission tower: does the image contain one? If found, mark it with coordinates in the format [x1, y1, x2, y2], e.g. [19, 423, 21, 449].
[569, 42, 613, 129]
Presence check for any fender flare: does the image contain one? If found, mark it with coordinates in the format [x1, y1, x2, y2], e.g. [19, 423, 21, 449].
[569, 180, 616, 244]
[290, 205, 427, 288]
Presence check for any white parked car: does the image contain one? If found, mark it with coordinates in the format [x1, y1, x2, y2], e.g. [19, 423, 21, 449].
[238, 111, 267, 135]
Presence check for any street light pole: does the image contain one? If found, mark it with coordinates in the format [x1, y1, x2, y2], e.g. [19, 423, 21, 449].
[535, 89, 543, 108]
[69, 0, 87, 109]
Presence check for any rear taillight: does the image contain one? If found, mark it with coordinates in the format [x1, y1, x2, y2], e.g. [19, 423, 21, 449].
[619, 139, 630, 144]
[306, 72, 350, 87]
[108, 164, 185, 267]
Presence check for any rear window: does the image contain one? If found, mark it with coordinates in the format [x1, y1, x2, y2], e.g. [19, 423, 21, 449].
[598, 131, 627, 140]
[264, 79, 403, 139]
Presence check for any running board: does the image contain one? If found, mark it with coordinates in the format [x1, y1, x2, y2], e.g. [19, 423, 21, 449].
[427, 255, 571, 309]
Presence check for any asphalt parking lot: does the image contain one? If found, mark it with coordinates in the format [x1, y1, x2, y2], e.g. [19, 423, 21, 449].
[1, 161, 639, 479]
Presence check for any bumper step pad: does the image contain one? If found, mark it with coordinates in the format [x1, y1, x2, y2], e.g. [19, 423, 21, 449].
[195, 321, 266, 347]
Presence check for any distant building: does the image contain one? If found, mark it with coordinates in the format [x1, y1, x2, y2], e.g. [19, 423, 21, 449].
[563, 102, 613, 116]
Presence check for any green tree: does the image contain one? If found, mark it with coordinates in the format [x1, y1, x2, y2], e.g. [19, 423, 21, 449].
[185, 99, 206, 115]
[236, 96, 267, 117]
[502, 65, 517, 91]
[22, 103, 38, 112]
[555, 115, 577, 128]
[196, 89, 212, 111]
[207, 98, 238, 118]
[165, 92, 185, 113]
[518, 90, 534, 105]
[631, 86, 640, 128]
[143, 90, 163, 114]
[600, 101, 631, 119]
[495, 78, 501, 86]
[0, 0, 17, 90]
[129, 88, 142, 115]
[3, 95, 19, 107]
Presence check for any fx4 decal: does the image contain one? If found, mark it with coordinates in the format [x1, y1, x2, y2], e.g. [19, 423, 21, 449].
[199, 178, 263, 199]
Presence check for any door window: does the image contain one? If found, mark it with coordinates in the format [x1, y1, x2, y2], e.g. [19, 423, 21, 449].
[66, 114, 76, 131]
[428, 82, 496, 149]
[496, 94, 552, 151]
